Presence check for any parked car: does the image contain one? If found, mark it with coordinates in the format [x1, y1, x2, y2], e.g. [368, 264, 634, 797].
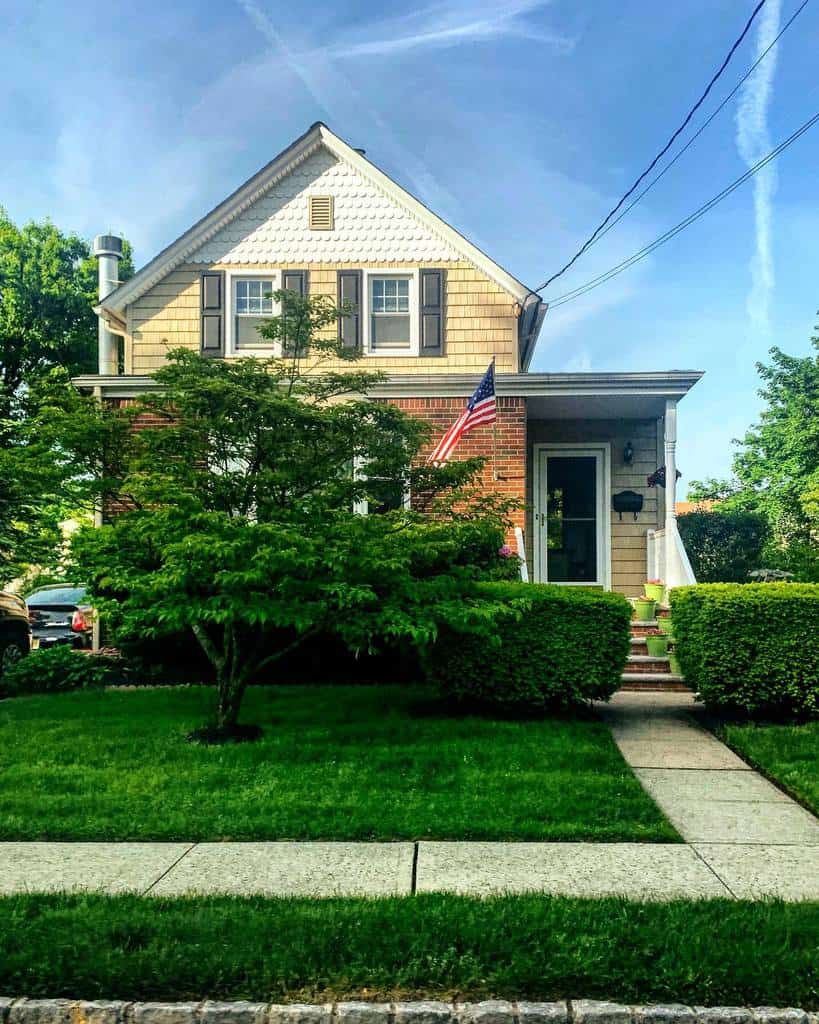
[0, 591, 31, 675]
[26, 584, 94, 649]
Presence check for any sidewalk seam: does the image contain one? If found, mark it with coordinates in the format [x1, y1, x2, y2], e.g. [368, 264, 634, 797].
[141, 842, 198, 895]
[411, 841, 419, 895]
[688, 843, 738, 899]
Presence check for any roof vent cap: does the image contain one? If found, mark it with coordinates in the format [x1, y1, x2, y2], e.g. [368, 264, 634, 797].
[93, 234, 123, 258]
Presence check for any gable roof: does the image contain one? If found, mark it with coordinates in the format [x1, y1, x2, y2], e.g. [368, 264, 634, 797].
[100, 122, 539, 318]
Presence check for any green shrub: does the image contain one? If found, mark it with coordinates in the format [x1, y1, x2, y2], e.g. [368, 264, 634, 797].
[424, 582, 631, 712]
[677, 509, 768, 583]
[0, 645, 114, 698]
[670, 583, 819, 718]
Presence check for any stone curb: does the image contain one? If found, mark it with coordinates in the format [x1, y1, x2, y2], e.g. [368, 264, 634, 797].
[0, 1000, 815, 1024]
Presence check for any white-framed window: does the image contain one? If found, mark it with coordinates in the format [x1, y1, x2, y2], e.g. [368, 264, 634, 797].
[352, 456, 411, 515]
[362, 269, 419, 356]
[225, 269, 280, 355]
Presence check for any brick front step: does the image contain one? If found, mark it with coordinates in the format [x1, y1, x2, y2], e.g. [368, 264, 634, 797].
[626, 654, 670, 673]
[619, 670, 690, 693]
[619, 678, 692, 692]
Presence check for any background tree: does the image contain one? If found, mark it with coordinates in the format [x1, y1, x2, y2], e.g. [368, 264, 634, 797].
[676, 509, 768, 583]
[689, 329, 819, 581]
[0, 210, 134, 422]
[69, 290, 515, 739]
[0, 213, 134, 585]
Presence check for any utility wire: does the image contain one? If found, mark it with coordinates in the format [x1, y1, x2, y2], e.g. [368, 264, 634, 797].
[535, 0, 768, 293]
[582, 0, 811, 251]
[545, 108, 819, 308]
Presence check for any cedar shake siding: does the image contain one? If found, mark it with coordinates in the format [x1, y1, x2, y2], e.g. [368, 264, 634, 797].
[126, 260, 520, 375]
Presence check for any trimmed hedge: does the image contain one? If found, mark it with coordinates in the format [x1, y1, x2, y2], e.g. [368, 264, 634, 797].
[670, 583, 819, 718]
[0, 645, 115, 699]
[424, 582, 632, 711]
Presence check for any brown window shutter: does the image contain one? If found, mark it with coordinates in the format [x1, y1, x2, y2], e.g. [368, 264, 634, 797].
[282, 269, 308, 296]
[337, 270, 362, 351]
[200, 271, 224, 357]
[281, 270, 308, 356]
[419, 269, 445, 356]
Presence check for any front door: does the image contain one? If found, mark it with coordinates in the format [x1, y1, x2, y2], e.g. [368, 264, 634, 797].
[534, 445, 610, 587]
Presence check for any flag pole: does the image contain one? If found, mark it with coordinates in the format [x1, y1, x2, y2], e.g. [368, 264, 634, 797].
[492, 355, 498, 481]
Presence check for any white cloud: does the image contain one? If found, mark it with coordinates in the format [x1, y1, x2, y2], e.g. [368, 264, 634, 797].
[234, 0, 463, 219]
[319, 0, 575, 59]
[735, 0, 782, 333]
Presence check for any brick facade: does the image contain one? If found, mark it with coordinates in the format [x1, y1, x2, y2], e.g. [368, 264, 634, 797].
[388, 395, 527, 544]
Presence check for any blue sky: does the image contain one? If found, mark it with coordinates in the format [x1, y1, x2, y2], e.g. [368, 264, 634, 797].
[2, 0, 818, 493]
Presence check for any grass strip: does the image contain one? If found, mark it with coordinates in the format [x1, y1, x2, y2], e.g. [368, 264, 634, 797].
[720, 721, 819, 815]
[0, 686, 676, 842]
[0, 893, 817, 1007]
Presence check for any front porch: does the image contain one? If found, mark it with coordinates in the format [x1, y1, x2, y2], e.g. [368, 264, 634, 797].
[517, 372, 701, 597]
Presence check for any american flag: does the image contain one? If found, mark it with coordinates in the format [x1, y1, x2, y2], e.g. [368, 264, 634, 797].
[427, 361, 496, 465]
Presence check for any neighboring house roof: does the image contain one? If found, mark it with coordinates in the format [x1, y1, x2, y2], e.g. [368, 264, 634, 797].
[100, 121, 540, 321]
[676, 499, 717, 515]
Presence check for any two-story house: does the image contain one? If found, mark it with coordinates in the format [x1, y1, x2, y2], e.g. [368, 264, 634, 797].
[75, 122, 701, 597]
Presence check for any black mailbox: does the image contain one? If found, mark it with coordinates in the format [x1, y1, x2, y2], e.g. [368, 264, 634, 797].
[612, 490, 644, 521]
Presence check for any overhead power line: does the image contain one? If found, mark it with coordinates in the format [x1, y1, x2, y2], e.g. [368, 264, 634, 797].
[545, 108, 819, 309]
[535, 0, 769, 293]
[580, 0, 811, 252]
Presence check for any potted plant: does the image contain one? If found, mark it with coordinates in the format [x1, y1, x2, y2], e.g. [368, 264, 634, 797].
[634, 597, 656, 621]
[644, 579, 665, 603]
[644, 629, 668, 658]
[657, 613, 673, 636]
[668, 645, 682, 677]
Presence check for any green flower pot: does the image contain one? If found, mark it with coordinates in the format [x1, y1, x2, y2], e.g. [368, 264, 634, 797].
[668, 652, 682, 677]
[658, 615, 673, 635]
[634, 598, 656, 621]
[644, 582, 665, 603]
[645, 634, 668, 658]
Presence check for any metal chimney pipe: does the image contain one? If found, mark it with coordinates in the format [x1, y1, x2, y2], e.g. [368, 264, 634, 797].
[93, 234, 123, 375]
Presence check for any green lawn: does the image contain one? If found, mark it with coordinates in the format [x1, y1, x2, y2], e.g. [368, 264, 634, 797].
[0, 684, 676, 842]
[721, 721, 819, 814]
[0, 893, 816, 1006]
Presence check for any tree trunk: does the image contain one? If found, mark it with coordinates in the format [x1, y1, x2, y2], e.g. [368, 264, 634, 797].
[215, 670, 247, 731]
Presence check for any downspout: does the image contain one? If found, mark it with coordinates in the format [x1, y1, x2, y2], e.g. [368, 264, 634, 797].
[93, 235, 123, 375]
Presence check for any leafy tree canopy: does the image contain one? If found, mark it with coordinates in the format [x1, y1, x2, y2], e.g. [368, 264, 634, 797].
[63, 290, 517, 736]
[0, 213, 133, 584]
[689, 330, 819, 580]
[0, 209, 133, 423]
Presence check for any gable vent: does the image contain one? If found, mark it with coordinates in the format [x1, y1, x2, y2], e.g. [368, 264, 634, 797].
[308, 194, 334, 230]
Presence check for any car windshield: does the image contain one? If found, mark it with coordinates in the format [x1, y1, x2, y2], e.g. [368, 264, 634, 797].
[27, 587, 86, 605]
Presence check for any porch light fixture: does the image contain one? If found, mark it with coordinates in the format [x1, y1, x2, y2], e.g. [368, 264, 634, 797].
[623, 441, 634, 465]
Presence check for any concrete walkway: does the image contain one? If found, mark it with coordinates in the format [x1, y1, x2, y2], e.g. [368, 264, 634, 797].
[1, 693, 816, 903]
[597, 691, 819, 900]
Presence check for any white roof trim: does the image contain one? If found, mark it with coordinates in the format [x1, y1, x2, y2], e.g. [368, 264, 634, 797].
[73, 370, 704, 401]
[101, 123, 533, 316]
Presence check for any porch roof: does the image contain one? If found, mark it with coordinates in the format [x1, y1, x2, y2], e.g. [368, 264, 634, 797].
[371, 370, 704, 420]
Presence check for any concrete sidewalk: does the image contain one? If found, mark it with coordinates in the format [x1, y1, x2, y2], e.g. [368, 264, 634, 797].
[0, 693, 816, 903]
[598, 692, 819, 900]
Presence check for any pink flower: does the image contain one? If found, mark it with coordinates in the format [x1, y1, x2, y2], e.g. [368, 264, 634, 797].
[498, 544, 513, 558]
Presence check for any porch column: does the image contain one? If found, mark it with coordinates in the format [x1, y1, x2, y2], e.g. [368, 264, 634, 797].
[664, 398, 678, 588]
